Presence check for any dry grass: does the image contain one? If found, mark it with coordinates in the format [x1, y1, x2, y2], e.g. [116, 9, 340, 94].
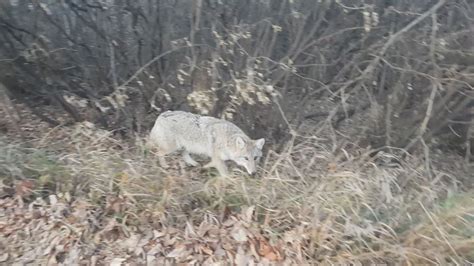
[0, 123, 473, 264]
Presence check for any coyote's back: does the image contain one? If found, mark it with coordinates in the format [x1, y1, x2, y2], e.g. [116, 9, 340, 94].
[148, 110, 265, 176]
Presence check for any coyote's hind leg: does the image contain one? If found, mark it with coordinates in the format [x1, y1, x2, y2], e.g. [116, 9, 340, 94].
[153, 140, 179, 169]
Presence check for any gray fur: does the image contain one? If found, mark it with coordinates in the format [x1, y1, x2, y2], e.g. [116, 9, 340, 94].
[148, 110, 265, 176]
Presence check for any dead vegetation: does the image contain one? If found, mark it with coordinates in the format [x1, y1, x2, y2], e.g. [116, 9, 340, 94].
[0, 117, 473, 265]
[1, 0, 474, 155]
[1, 0, 474, 264]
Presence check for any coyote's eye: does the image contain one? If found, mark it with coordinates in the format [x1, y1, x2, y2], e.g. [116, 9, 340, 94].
[254, 156, 258, 161]
[244, 156, 249, 161]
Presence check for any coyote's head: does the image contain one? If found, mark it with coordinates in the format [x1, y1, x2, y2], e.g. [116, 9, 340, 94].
[231, 136, 265, 175]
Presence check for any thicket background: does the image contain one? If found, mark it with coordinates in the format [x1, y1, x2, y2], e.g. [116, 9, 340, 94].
[0, 0, 473, 264]
[1, 0, 473, 157]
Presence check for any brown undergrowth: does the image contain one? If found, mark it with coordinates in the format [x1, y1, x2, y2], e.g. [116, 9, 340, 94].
[0, 119, 473, 265]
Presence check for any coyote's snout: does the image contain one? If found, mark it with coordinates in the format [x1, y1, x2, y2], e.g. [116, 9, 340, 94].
[148, 110, 265, 176]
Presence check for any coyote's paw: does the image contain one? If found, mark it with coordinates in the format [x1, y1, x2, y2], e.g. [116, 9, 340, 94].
[183, 153, 199, 167]
[185, 159, 199, 167]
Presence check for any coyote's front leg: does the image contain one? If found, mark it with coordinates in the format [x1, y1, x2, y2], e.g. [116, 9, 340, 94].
[203, 157, 229, 177]
[182, 151, 199, 166]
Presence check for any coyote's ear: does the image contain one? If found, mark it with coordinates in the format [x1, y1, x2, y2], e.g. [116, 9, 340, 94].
[255, 138, 265, 150]
[235, 136, 246, 149]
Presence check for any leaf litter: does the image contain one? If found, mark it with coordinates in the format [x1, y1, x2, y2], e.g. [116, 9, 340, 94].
[0, 190, 290, 265]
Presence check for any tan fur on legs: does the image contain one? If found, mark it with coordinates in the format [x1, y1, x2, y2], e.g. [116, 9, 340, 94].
[155, 150, 170, 169]
[213, 160, 229, 177]
[154, 142, 178, 169]
[203, 159, 229, 177]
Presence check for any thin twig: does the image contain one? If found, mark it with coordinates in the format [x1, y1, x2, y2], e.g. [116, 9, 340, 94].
[120, 45, 204, 88]
[405, 10, 441, 151]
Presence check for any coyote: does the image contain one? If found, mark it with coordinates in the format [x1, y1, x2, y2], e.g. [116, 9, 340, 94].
[148, 110, 265, 176]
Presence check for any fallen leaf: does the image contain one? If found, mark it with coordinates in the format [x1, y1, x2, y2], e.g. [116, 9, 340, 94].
[0, 253, 8, 262]
[110, 257, 126, 266]
[90, 255, 98, 266]
[185, 221, 196, 238]
[235, 246, 250, 266]
[263, 250, 280, 261]
[153, 230, 165, 238]
[231, 226, 248, 242]
[200, 245, 213, 256]
[197, 221, 212, 237]
[214, 245, 226, 257]
[147, 243, 163, 256]
[249, 240, 260, 259]
[146, 255, 156, 264]
[120, 234, 140, 252]
[257, 237, 282, 261]
[166, 244, 187, 258]
[15, 180, 35, 197]
[105, 195, 126, 214]
[49, 194, 58, 206]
